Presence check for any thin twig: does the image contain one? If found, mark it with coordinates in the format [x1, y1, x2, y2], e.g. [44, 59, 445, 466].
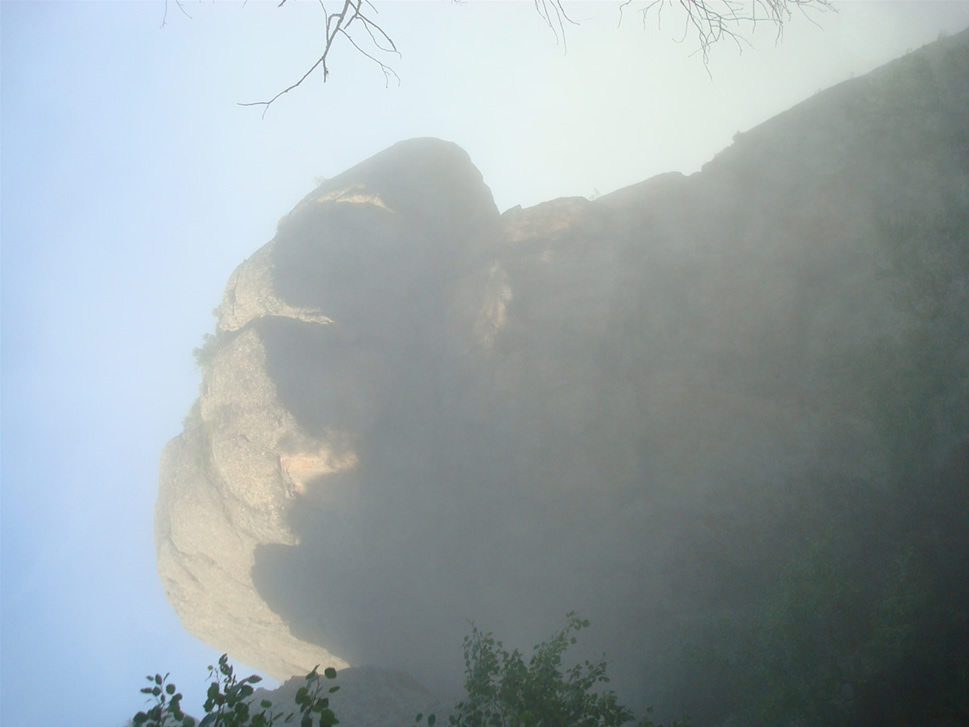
[627, 0, 833, 65]
[235, 0, 833, 114]
[532, 0, 578, 50]
[160, 0, 191, 30]
[239, 0, 400, 117]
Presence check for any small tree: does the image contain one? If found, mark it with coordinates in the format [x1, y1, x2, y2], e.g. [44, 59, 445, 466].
[431, 612, 636, 727]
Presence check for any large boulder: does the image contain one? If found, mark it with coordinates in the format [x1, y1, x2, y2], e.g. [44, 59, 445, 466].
[158, 31, 969, 718]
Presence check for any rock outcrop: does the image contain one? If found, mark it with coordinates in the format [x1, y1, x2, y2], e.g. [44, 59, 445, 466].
[158, 29, 969, 719]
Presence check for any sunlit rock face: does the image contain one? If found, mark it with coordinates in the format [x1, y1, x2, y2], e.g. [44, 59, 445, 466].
[158, 30, 969, 714]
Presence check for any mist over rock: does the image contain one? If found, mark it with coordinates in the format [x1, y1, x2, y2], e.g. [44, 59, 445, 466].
[158, 31, 969, 722]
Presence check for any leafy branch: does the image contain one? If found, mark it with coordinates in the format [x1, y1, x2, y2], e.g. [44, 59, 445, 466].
[417, 612, 686, 727]
[131, 655, 339, 727]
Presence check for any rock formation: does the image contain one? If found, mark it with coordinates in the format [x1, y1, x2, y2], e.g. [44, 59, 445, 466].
[158, 28, 969, 722]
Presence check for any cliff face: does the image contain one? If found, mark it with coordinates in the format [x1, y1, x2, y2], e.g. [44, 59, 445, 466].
[158, 29, 969, 721]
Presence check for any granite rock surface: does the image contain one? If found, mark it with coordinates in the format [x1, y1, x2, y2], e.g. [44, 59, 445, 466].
[157, 29, 969, 711]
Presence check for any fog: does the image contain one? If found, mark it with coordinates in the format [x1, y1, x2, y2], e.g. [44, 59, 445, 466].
[3, 3, 969, 726]
[162, 80, 969, 721]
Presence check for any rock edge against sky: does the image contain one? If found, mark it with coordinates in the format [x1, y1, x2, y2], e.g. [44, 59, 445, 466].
[157, 27, 969, 715]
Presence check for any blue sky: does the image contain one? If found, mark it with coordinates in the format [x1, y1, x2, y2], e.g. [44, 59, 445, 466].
[3, 1, 969, 725]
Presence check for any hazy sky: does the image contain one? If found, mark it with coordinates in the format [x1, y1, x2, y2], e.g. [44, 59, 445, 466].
[3, 1, 969, 725]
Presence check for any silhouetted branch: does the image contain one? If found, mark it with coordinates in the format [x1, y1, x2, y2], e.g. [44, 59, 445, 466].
[163, 0, 833, 113]
[532, 0, 579, 50]
[160, 0, 191, 30]
[339, 28, 401, 88]
[620, 0, 834, 63]
[238, 0, 400, 116]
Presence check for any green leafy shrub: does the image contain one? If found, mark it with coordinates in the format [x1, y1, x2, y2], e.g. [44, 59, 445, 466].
[132, 672, 193, 727]
[133, 617, 691, 727]
[131, 654, 339, 727]
[419, 612, 687, 727]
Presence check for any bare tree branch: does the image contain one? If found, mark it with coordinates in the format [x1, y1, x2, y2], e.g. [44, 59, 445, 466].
[161, 0, 833, 113]
[338, 27, 400, 88]
[238, 0, 400, 116]
[620, 0, 834, 64]
[160, 0, 191, 30]
[532, 0, 579, 50]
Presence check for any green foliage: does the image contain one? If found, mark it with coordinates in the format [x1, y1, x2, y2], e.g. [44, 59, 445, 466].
[132, 672, 195, 727]
[417, 613, 685, 727]
[132, 655, 339, 727]
[135, 618, 696, 727]
[451, 612, 633, 727]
